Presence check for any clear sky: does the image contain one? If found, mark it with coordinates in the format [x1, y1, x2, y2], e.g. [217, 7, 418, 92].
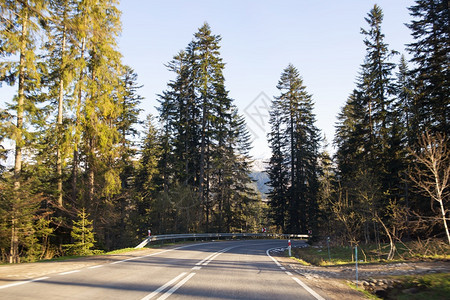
[0, 1, 414, 160]
[118, 0, 413, 159]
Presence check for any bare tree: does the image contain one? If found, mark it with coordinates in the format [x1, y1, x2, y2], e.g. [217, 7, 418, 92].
[409, 132, 450, 244]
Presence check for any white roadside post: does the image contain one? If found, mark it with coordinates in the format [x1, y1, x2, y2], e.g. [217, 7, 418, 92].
[288, 239, 292, 257]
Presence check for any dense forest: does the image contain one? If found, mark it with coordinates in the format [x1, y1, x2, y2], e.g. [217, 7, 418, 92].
[267, 2, 449, 255]
[0, 0, 448, 264]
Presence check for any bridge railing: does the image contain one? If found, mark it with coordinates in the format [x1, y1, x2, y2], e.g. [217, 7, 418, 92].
[135, 233, 309, 249]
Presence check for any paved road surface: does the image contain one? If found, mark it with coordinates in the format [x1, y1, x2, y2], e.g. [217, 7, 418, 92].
[0, 240, 326, 299]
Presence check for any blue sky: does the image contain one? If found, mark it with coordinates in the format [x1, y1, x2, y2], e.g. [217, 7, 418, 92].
[118, 0, 413, 158]
[1, 1, 414, 160]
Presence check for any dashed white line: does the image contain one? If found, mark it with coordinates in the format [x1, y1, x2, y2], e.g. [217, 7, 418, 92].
[110, 256, 147, 265]
[285, 271, 293, 276]
[88, 265, 104, 269]
[58, 270, 80, 276]
[191, 266, 201, 270]
[0, 277, 49, 290]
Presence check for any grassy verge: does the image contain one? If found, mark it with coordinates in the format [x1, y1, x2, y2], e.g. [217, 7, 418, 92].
[35, 240, 204, 263]
[291, 241, 450, 266]
[383, 273, 449, 300]
[346, 282, 382, 300]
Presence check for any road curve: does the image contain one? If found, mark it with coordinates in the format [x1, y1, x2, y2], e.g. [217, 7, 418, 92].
[0, 239, 326, 300]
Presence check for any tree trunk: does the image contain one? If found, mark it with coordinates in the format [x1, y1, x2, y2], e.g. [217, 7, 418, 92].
[10, 8, 29, 264]
[72, 37, 86, 205]
[57, 23, 67, 207]
[199, 96, 207, 230]
[439, 199, 450, 245]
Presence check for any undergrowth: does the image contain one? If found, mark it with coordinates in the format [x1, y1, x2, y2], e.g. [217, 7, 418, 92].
[291, 239, 449, 266]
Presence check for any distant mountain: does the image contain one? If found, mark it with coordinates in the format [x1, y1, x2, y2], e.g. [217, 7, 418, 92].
[249, 159, 270, 199]
[250, 171, 270, 199]
[251, 158, 268, 173]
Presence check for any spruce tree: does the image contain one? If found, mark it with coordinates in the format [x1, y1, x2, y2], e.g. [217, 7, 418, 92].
[0, 0, 46, 263]
[267, 102, 289, 232]
[68, 208, 96, 255]
[407, 0, 449, 135]
[41, 0, 79, 207]
[156, 23, 256, 232]
[267, 64, 320, 233]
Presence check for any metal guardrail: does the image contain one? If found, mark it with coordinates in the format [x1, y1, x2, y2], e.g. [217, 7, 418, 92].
[135, 233, 309, 249]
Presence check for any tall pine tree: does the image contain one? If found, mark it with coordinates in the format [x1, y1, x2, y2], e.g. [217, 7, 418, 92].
[267, 64, 320, 234]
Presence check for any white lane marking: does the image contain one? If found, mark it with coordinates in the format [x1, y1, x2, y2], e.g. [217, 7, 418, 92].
[142, 245, 234, 299]
[280, 266, 286, 270]
[156, 273, 196, 300]
[265, 248, 282, 267]
[266, 247, 325, 300]
[0, 276, 49, 290]
[202, 247, 233, 266]
[285, 271, 293, 276]
[115, 242, 218, 265]
[291, 277, 325, 300]
[195, 246, 233, 266]
[58, 270, 80, 275]
[141, 272, 188, 300]
[88, 265, 104, 269]
[111, 257, 140, 264]
[195, 252, 218, 266]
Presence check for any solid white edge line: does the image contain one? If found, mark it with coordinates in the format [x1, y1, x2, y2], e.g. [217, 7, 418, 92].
[156, 273, 196, 300]
[140, 272, 188, 300]
[0, 276, 49, 290]
[266, 247, 325, 300]
[291, 277, 325, 300]
[265, 248, 282, 267]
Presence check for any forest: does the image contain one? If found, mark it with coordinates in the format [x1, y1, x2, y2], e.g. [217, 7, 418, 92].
[0, 0, 448, 264]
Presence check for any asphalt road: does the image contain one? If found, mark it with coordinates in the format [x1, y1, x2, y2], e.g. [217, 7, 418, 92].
[0, 240, 326, 300]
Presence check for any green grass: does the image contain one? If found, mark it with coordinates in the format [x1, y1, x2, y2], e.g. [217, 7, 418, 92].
[105, 247, 144, 255]
[291, 241, 450, 266]
[346, 282, 382, 300]
[36, 255, 85, 263]
[385, 273, 450, 300]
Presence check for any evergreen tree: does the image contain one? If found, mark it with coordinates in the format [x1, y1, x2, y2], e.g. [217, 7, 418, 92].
[395, 55, 414, 148]
[135, 116, 162, 234]
[267, 92, 289, 232]
[67, 208, 96, 255]
[334, 5, 407, 245]
[156, 23, 257, 232]
[0, 0, 47, 263]
[407, 0, 449, 135]
[41, 0, 79, 207]
[267, 64, 320, 233]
